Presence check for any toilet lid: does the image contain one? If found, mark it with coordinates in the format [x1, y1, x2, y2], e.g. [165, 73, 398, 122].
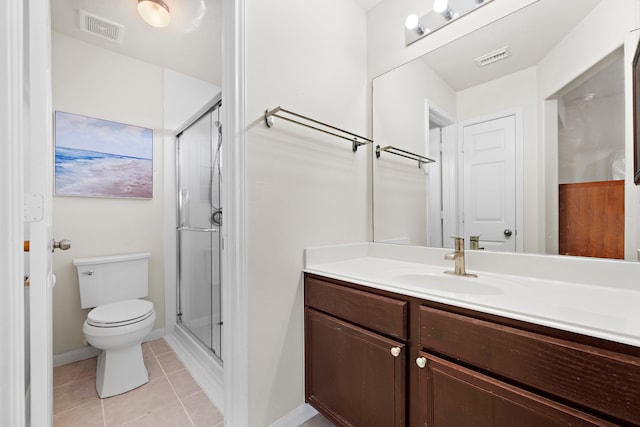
[87, 299, 154, 327]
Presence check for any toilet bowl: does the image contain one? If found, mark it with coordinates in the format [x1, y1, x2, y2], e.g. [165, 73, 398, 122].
[83, 299, 155, 398]
[74, 253, 155, 398]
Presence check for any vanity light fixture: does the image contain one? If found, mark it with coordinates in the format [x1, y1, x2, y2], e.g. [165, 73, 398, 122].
[137, 0, 171, 28]
[405, 0, 492, 46]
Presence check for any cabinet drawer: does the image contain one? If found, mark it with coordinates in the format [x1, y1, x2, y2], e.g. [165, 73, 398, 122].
[305, 276, 407, 340]
[419, 306, 640, 426]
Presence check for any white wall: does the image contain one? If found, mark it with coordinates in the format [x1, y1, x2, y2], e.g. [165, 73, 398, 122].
[51, 33, 165, 354]
[245, 0, 368, 424]
[373, 59, 456, 245]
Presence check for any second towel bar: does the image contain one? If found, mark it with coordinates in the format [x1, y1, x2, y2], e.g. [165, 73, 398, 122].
[376, 145, 435, 168]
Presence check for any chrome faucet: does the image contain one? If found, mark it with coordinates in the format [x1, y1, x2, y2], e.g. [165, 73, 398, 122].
[444, 237, 477, 277]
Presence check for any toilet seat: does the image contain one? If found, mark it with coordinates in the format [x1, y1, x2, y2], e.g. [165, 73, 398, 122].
[87, 299, 154, 328]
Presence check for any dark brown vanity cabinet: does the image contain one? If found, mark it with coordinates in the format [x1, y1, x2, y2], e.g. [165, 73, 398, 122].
[304, 274, 640, 427]
[305, 275, 408, 426]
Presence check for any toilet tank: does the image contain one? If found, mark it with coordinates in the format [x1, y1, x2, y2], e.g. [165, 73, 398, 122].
[74, 253, 151, 309]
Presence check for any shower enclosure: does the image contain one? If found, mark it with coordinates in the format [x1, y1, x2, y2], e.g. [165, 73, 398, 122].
[176, 96, 223, 361]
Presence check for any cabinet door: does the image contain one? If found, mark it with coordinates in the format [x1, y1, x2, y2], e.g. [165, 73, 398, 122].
[417, 352, 616, 427]
[305, 308, 406, 427]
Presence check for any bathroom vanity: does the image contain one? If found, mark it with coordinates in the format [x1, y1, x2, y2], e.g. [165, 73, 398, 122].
[303, 243, 640, 426]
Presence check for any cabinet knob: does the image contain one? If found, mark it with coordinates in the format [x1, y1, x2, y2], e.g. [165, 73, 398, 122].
[416, 357, 427, 369]
[390, 347, 401, 357]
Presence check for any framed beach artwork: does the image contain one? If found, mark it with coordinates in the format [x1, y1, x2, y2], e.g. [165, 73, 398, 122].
[54, 111, 153, 199]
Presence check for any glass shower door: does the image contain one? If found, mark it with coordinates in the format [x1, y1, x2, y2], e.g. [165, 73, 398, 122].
[177, 106, 222, 360]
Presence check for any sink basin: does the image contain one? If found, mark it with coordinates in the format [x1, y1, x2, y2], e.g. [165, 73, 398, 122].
[391, 272, 503, 295]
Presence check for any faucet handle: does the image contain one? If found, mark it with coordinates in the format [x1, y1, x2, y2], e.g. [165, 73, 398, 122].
[451, 236, 464, 251]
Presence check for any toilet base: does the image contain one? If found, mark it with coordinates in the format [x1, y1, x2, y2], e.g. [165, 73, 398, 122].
[95, 343, 149, 398]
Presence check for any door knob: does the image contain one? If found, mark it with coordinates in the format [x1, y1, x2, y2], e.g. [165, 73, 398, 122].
[52, 239, 71, 251]
[390, 347, 401, 357]
[503, 229, 513, 237]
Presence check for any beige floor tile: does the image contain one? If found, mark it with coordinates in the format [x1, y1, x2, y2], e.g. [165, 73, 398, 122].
[167, 369, 202, 399]
[148, 339, 173, 356]
[103, 377, 181, 427]
[157, 351, 185, 375]
[54, 378, 100, 415]
[181, 391, 223, 427]
[53, 400, 104, 427]
[120, 400, 193, 427]
[299, 414, 335, 427]
[53, 357, 97, 387]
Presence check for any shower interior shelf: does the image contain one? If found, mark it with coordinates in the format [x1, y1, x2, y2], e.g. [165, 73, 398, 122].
[376, 144, 435, 168]
[264, 106, 373, 152]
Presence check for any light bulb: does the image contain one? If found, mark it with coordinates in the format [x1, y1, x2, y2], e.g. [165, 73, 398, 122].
[433, 0, 449, 13]
[137, 0, 171, 28]
[405, 14, 419, 30]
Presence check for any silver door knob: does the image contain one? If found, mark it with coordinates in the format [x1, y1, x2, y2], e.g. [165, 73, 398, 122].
[52, 239, 71, 251]
[390, 347, 401, 357]
[503, 229, 513, 237]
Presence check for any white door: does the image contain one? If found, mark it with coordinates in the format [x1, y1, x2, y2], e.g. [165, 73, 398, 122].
[28, 1, 56, 426]
[462, 115, 516, 251]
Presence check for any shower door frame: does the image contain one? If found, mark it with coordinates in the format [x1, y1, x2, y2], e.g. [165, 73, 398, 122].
[175, 94, 223, 361]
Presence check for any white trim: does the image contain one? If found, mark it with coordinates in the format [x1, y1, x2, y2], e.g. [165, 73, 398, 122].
[164, 326, 224, 412]
[457, 108, 524, 252]
[268, 404, 319, 427]
[221, 0, 249, 425]
[28, 1, 55, 424]
[52, 347, 101, 368]
[163, 129, 178, 337]
[0, 0, 26, 425]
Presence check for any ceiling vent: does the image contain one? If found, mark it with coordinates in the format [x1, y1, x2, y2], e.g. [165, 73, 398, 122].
[79, 10, 125, 43]
[474, 46, 511, 67]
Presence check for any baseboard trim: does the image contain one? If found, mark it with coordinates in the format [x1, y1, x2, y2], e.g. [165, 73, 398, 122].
[164, 326, 224, 413]
[52, 328, 165, 367]
[269, 403, 318, 427]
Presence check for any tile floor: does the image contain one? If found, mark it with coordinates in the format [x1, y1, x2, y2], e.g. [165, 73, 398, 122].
[53, 337, 337, 426]
[298, 414, 335, 427]
[53, 338, 224, 427]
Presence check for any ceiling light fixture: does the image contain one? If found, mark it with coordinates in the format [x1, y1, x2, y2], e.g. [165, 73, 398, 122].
[137, 0, 171, 28]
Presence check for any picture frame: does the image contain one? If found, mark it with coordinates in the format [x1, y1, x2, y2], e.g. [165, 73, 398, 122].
[54, 111, 153, 199]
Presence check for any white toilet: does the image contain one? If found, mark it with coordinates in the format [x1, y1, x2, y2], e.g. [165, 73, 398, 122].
[74, 252, 156, 398]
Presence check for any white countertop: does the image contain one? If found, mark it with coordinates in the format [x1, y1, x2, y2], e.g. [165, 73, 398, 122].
[304, 243, 640, 348]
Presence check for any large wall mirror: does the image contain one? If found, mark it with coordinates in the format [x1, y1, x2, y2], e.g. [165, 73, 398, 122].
[373, 0, 640, 260]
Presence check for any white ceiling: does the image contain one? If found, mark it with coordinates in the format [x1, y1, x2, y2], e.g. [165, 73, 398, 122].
[353, 0, 385, 11]
[51, 0, 221, 84]
[417, 0, 602, 92]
